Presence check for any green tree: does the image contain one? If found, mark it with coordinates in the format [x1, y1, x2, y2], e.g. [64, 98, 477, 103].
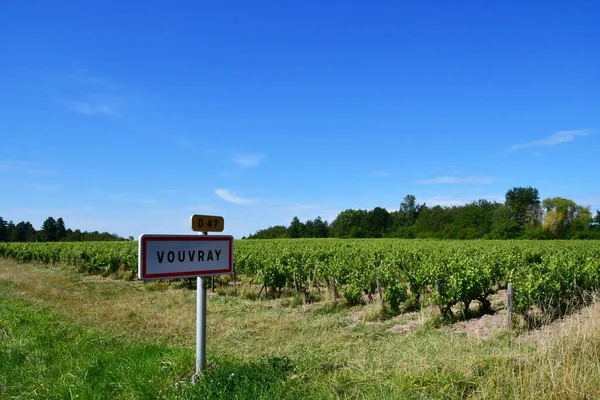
[303, 219, 315, 237]
[248, 225, 289, 239]
[0, 217, 8, 242]
[591, 211, 600, 235]
[311, 217, 329, 238]
[488, 206, 521, 239]
[11, 221, 36, 242]
[6, 221, 16, 242]
[364, 207, 390, 237]
[56, 218, 67, 241]
[348, 226, 365, 238]
[542, 197, 592, 237]
[41, 217, 58, 241]
[412, 205, 454, 238]
[67, 229, 83, 241]
[329, 209, 367, 238]
[398, 194, 423, 227]
[505, 187, 542, 229]
[449, 200, 503, 239]
[287, 217, 305, 238]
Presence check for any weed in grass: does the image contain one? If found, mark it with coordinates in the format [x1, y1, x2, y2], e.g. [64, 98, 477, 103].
[401, 296, 421, 313]
[279, 294, 304, 308]
[123, 269, 135, 281]
[216, 284, 237, 297]
[418, 310, 444, 331]
[400, 371, 477, 398]
[113, 264, 130, 280]
[360, 303, 388, 322]
[162, 356, 303, 400]
[240, 282, 258, 300]
[145, 281, 170, 292]
[311, 301, 346, 316]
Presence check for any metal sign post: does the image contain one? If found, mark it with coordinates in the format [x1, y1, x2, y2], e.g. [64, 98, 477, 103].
[137, 216, 232, 383]
[195, 230, 207, 380]
[191, 211, 223, 376]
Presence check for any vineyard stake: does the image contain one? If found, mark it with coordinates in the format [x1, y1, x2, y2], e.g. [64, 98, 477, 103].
[435, 280, 443, 315]
[294, 272, 298, 296]
[332, 278, 337, 301]
[261, 266, 268, 298]
[507, 283, 513, 330]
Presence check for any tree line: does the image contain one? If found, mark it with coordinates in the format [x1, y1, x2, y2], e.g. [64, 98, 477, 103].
[246, 187, 600, 240]
[0, 216, 128, 242]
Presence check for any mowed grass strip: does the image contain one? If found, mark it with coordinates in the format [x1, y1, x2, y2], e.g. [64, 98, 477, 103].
[0, 293, 188, 398]
[2, 259, 600, 399]
[0, 294, 308, 399]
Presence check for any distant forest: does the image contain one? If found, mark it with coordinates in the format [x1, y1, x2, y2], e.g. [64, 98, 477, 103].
[246, 187, 600, 240]
[0, 216, 128, 242]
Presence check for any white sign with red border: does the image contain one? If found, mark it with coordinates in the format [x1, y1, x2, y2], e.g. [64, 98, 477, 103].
[138, 234, 234, 280]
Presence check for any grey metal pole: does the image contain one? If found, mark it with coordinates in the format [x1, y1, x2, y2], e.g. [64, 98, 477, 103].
[195, 231, 208, 379]
[196, 276, 207, 375]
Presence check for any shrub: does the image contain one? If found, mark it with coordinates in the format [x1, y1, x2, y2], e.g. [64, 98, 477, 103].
[384, 282, 408, 313]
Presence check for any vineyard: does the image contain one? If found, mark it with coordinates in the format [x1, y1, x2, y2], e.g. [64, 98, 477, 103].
[1, 239, 600, 321]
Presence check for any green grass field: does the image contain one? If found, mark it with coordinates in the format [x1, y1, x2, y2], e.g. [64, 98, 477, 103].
[1, 259, 600, 399]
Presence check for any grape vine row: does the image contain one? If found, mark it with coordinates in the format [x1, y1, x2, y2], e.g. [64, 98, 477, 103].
[1, 239, 599, 317]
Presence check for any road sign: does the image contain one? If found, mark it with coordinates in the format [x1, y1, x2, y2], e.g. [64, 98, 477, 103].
[191, 215, 224, 232]
[138, 234, 233, 280]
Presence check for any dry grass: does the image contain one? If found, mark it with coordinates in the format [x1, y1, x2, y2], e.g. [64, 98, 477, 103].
[0, 261, 197, 344]
[0, 260, 359, 360]
[3, 259, 600, 399]
[474, 298, 600, 399]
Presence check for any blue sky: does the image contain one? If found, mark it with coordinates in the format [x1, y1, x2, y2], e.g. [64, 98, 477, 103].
[1, 1, 599, 238]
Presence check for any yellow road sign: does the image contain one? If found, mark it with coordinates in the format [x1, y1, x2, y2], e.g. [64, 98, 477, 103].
[191, 215, 224, 232]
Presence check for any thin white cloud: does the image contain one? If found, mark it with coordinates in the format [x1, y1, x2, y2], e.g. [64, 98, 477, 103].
[372, 170, 391, 177]
[215, 189, 254, 205]
[416, 175, 495, 184]
[285, 204, 321, 211]
[0, 161, 55, 175]
[510, 130, 589, 151]
[63, 100, 116, 116]
[260, 201, 340, 227]
[232, 154, 263, 168]
[174, 138, 190, 148]
[181, 204, 215, 212]
[0, 162, 24, 173]
[107, 193, 162, 207]
[65, 68, 121, 91]
[44, 68, 135, 117]
[424, 197, 468, 207]
[424, 194, 504, 207]
[158, 189, 186, 194]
